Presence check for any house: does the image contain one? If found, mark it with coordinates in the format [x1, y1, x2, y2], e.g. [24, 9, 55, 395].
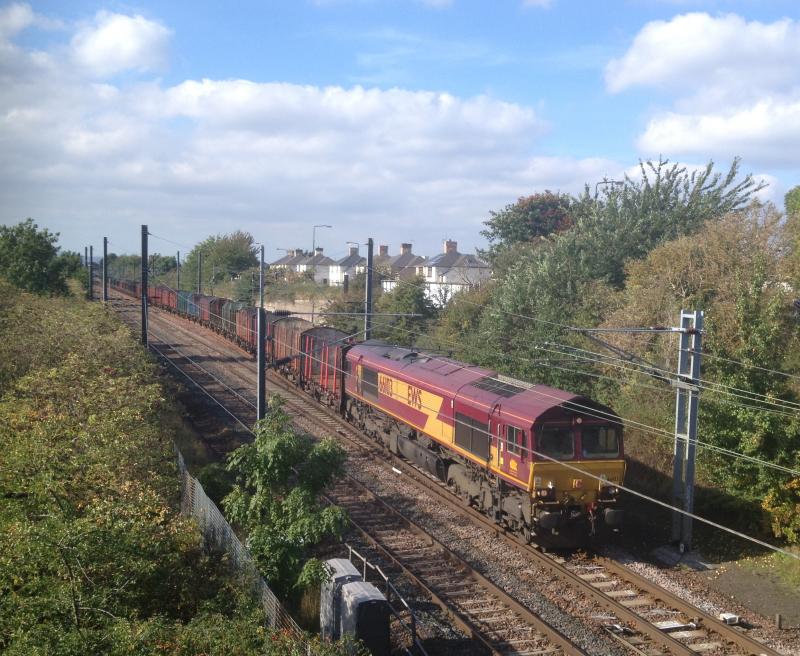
[329, 244, 366, 286]
[380, 243, 428, 293]
[414, 240, 491, 305]
[296, 247, 336, 284]
[270, 248, 310, 272]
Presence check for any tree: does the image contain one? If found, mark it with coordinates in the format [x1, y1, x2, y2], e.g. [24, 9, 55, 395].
[0, 219, 71, 294]
[223, 396, 347, 599]
[786, 185, 800, 219]
[481, 191, 576, 265]
[604, 206, 800, 540]
[373, 277, 437, 347]
[182, 231, 258, 292]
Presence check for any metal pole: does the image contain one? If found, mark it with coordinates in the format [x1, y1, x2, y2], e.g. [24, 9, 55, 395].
[259, 245, 264, 308]
[84, 246, 88, 268]
[102, 237, 108, 302]
[671, 309, 703, 551]
[257, 307, 266, 421]
[197, 251, 202, 294]
[141, 225, 148, 346]
[88, 245, 94, 300]
[343, 273, 349, 295]
[257, 244, 266, 421]
[176, 251, 180, 291]
[364, 237, 373, 340]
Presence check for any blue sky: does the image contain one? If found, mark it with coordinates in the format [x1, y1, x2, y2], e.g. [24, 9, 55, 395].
[1, 1, 799, 260]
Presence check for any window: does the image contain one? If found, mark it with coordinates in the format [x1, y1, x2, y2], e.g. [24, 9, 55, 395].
[454, 412, 490, 460]
[506, 426, 524, 457]
[362, 367, 379, 401]
[581, 426, 619, 458]
[537, 426, 574, 460]
[426, 266, 433, 278]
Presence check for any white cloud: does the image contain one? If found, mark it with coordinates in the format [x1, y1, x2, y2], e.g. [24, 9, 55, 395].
[71, 11, 171, 78]
[638, 99, 800, 166]
[0, 7, 623, 255]
[605, 13, 800, 97]
[522, 0, 553, 8]
[0, 3, 34, 38]
[608, 13, 800, 168]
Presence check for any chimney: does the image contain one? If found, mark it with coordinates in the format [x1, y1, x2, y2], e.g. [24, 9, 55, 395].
[315, 247, 323, 256]
[444, 239, 458, 254]
[401, 243, 412, 255]
[379, 244, 389, 257]
[348, 245, 359, 256]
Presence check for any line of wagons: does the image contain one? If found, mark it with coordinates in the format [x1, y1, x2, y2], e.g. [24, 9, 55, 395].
[112, 280, 351, 406]
[111, 279, 626, 547]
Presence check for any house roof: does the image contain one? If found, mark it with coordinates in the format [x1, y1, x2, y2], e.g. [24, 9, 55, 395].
[335, 253, 366, 268]
[389, 252, 426, 272]
[271, 253, 295, 266]
[304, 253, 336, 266]
[426, 251, 489, 270]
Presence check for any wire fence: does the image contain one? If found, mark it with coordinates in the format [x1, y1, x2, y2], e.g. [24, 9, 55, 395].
[175, 449, 305, 638]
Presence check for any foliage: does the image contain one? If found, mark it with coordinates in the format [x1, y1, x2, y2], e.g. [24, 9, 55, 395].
[786, 185, 800, 219]
[0, 219, 73, 294]
[322, 273, 375, 337]
[223, 396, 348, 599]
[373, 276, 437, 347]
[446, 158, 765, 394]
[480, 191, 576, 265]
[604, 206, 800, 541]
[0, 282, 276, 653]
[181, 231, 258, 292]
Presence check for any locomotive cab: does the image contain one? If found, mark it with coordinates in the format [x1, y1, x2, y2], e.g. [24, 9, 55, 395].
[530, 411, 625, 545]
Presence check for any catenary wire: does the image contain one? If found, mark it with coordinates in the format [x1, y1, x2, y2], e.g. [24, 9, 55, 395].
[116, 283, 800, 560]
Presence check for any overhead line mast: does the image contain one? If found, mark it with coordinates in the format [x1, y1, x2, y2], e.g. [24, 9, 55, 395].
[575, 309, 704, 552]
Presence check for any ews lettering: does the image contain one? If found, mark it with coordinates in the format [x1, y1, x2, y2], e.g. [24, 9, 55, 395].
[407, 385, 423, 410]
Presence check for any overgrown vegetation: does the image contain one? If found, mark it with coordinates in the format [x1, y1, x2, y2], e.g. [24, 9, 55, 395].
[223, 396, 348, 601]
[422, 159, 800, 549]
[0, 282, 271, 653]
[0, 219, 82, 295]
[0, 282, 349, 654]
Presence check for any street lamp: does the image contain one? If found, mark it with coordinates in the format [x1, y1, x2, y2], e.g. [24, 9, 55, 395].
[312, 224, 332, 254]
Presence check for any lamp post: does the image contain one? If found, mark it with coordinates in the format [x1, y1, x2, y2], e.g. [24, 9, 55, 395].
[311, 224, 332, 324]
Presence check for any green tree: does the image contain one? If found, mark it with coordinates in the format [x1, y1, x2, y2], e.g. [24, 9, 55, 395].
[469, 158, 765, 393]
[786, 185, 800, 219]
[605, 206, 800, 541]
[373, 276, 437, 347]
[0, 219, 71, 294]
[182, 231, 258, 292]
[223, 396, 347, 599]
[481, 191, 575, 264]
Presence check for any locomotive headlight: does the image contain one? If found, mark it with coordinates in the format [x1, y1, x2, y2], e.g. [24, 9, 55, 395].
[535, 486, 556, 501]
[600, 485, 620, 499]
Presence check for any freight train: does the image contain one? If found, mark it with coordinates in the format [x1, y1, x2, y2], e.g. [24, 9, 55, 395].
[111, 280, 626, 547]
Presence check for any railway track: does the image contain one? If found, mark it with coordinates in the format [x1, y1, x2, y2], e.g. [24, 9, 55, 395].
[106, 290, 782, 656]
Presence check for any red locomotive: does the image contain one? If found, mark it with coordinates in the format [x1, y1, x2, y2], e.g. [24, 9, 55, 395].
[112, 281, 626, 546]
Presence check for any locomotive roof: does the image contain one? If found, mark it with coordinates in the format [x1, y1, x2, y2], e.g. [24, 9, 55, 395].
[348, 342, 599, 424]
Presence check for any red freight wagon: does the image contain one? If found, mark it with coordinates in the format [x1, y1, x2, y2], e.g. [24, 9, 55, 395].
[271, 317, 312, 379]
[299, 326, 348, 406]
[196, 295, 216, 323]
[208, 297, 226, 333]
[235, 307, 258, 352]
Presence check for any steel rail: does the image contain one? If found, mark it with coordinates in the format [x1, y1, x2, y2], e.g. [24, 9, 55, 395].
[108, 287, 781, 656]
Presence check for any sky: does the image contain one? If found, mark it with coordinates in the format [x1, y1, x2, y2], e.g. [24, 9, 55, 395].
[1, 0, 799, 262]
